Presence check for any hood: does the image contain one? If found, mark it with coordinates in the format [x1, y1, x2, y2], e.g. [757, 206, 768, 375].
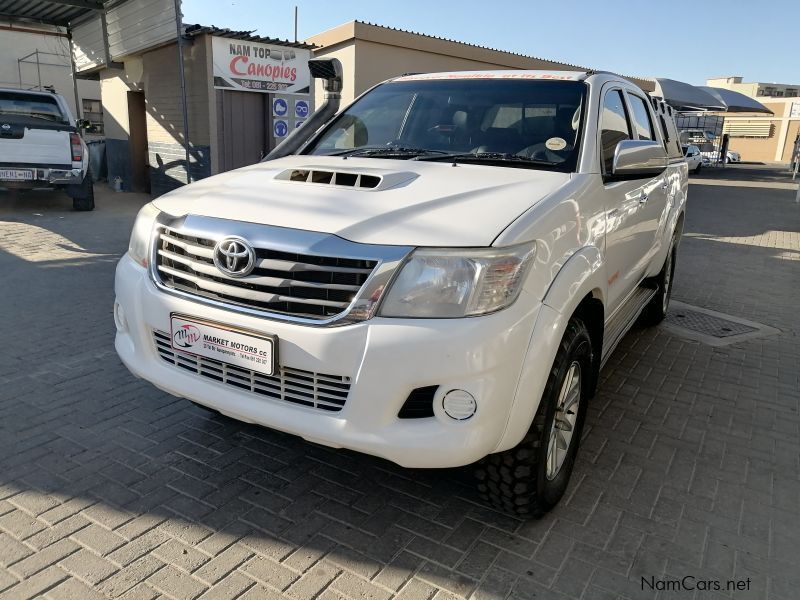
[152, 155, 570, 247]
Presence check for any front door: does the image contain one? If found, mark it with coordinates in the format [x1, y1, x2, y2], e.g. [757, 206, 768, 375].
[598, 87, 664, 315]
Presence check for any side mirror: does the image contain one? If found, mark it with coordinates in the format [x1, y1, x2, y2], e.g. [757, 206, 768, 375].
[611, 140, 667, 179]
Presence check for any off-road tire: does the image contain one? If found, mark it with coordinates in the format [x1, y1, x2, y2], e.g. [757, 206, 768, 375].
[693, 163, 702, 174]
[69, 169, 95, 211]
[640, 233, 678, 326]
[474, 317, 593, 517]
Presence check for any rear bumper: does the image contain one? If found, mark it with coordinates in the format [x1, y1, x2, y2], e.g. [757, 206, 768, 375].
[0, 167, 83, 187]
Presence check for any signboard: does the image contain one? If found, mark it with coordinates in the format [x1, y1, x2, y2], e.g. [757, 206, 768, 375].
[295, 100, 309, 119]
[274, 120, 289, 137]
[212, 36, 311, 95]
[273, 98, 288, 117]
[791, 103, 800, 118]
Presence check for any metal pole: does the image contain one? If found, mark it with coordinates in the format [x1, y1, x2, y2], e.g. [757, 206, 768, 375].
[67, 31, 82, 123]
[294, 6, 298, 42]
[35, 49, 42, 90]
[174, 0, 192, 184]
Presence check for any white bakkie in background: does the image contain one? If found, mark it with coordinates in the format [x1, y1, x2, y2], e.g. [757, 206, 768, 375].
[115, 67, 688, 516]
[0, 88, 94, 210]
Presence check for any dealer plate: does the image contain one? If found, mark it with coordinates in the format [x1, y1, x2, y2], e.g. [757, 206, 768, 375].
[0, 169, 34, 181]
[170, 314, 277, 376]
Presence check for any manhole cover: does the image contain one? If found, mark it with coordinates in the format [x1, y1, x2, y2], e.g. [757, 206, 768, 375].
[663, 301, 779, 347]
[665, 309, 758, 338]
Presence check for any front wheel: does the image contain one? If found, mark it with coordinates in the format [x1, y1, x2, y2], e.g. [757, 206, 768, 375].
[474, 317, 592, 517]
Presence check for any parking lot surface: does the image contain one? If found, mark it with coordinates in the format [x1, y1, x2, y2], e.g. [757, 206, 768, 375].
[1, 167, 798, 600]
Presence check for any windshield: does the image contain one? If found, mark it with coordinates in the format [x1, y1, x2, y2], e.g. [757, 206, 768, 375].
[305, 78, 587, 171]
[0, 91, 67, 123]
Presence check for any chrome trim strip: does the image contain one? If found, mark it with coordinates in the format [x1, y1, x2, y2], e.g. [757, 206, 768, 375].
[149, 214, 413, 327]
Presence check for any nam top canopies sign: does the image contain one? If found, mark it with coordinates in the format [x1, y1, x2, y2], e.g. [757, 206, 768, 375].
[212, 36, 311, 94]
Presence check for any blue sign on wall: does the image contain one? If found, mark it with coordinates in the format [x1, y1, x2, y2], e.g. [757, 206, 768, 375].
[295, 100, 309, 118]
[274, 120, 288, 137]
[295, 120, 305, 129]
[272, 98, 288, 117]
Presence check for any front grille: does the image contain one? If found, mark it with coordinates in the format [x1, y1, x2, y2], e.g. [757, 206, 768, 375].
[153, 330, 350, 412]
[154, 228, 378, 320]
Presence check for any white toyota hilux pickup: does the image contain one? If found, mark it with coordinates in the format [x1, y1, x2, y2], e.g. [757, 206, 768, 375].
[115, 63, 687, 516]
[0, 88, 94, 210]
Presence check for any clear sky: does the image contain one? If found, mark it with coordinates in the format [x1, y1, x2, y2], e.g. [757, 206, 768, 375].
[182, 0, 799, 86]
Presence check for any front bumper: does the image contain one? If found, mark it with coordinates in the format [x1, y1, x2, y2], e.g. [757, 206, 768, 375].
[114, 254, 542, 468]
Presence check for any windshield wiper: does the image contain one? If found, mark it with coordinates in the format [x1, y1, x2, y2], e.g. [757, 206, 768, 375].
[327, 146, 450, 159]
[414, 152, 559, 168]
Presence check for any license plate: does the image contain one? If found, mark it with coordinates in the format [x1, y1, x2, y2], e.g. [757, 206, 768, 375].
[0, 169, 34, 181]
[170, 314, 277, 376]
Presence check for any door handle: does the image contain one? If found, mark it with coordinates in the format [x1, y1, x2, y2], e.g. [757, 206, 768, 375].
[639, 191, 648, 203]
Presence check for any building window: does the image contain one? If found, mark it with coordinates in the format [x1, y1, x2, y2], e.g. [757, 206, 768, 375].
[81, 98, 104, 134]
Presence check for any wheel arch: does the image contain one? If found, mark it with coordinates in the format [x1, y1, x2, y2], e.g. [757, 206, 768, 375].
[495, 248, 607, 453]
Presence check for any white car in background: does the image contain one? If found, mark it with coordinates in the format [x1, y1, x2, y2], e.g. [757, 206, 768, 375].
[683, 144, 702, 173]
[701, 149, 741, 165]
[0, 88, 93, 210]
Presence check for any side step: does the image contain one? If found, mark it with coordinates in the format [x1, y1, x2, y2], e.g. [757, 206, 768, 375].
[600, 285, 657, 368]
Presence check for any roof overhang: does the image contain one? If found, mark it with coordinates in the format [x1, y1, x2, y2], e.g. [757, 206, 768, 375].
[0, 0, 106, 27]
[697, 86, 773, 114]
[652, 78, 726, 111]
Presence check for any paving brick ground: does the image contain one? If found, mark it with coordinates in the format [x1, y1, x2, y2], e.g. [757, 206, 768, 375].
[0, 166, 798, 600]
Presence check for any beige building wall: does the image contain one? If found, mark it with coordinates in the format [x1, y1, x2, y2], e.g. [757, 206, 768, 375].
[308, 21, 654, 108]
[726, 119, 783, 162]
[722, 99, 800, 162]
[99, 63, 141, 140]
[0, 22, 101, 117]
[98, 36, 214, 193]
[707, 76, 799, 99]
[140, 41, 210, 148]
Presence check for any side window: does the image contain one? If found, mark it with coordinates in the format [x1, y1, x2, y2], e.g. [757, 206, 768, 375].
[627, 94, 656, 141]
[600, 90, 632, 174]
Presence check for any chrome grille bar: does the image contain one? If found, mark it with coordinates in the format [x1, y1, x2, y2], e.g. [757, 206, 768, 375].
[155, 227, 378, 319]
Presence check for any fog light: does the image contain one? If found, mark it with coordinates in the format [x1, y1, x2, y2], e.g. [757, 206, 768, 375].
[442, 389, 476, 420]
[114, 301, 128, 333]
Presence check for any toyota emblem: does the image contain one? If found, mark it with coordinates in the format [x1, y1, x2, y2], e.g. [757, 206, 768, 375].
[1, 124, 10, 130]
[213, 237, 256, 277]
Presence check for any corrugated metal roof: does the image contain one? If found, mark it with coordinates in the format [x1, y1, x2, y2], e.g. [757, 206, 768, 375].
[184, 24, 315, 49]
[0, 0, 103, 26]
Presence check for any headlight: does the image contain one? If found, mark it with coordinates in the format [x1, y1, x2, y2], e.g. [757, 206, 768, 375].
[128, 203, 162, 267]
[379, 242, 536, 318]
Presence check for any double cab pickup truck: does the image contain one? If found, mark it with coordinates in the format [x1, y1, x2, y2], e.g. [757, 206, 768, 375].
[0, 88, 94, 210]
[115, 64, 687, 516]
